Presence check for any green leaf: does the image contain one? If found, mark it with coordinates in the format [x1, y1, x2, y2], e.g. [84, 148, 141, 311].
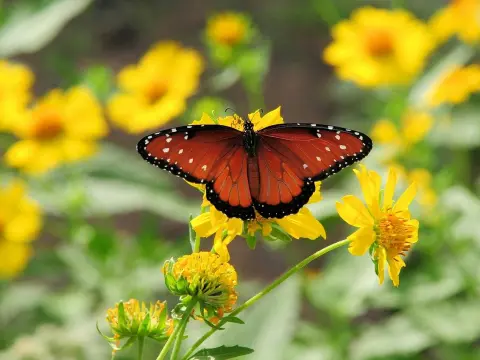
[221, 316, 245, 325]
[0, 0, 93, 57]
[245, 231, 256, 249]
[350, 315, 434, 360]
[189, 345, 254, 360]
[83, 65, 114, 100]
[266, 224, 291, 243]
[189, 214, 196, 252]
[429, 108, 480, 148]
[96, 321, 116, 343]
[407, 299, 480, 343]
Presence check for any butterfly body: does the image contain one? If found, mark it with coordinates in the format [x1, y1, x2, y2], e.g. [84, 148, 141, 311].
[137, 116, 372, 221]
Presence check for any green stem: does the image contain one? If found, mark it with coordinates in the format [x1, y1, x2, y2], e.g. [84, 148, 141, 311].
[194, 235, 201, 253]
[170, 300, 197, 360]
[137, 337, 145, 360]
[156, 300, 197, 360]
[182, 239, 350, 360]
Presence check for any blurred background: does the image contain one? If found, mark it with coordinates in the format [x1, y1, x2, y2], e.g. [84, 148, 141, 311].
[1, 0, 480, 359]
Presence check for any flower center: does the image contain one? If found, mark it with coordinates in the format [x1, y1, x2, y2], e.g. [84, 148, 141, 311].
[145, 80, 168, 104]
[212, 19, 246, 46]
[31, 109, 64, 140]
[377, 213, 414, 254]
[365, 30, 394, 57]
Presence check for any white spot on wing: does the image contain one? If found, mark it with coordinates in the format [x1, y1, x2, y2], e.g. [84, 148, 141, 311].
[340, 145, 347, 150]
[202, 165, 207, 171]
[303, 164, 308, 169]
[189, 158, 193, 164]
[166, 138, 172, 143]
[171, 128, 177, 133]
[163, 148, 169, 153]
[325, 147, 330, 151]
[317, 133, 322, 138]
[316, 156, 321, 161]
[178, 149, 183, 154]
[328, 126, 333, 130]
[335, 135, 340, 140]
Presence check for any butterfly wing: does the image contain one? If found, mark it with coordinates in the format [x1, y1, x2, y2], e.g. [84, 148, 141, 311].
[252, 123, 372, 218]
[137, 125, 255, 220]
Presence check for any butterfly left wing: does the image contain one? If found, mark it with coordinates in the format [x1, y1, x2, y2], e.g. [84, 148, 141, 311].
[252, 123, 372, 219]
[137, 124, 255, 220]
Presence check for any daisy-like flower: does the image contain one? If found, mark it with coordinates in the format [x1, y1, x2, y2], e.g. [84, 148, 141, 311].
[324, 7, 435, 87]
[371, 109, 433, 151]
[163, 252, 237, 320]
[428, 65, 480, 107]
[4, 87, 108, 175]
[0, 61, 34, 132]
[107, 41, 204, 134]
[206, 12, 251, 47]
[189, 107, 326, 261]
[103, 299, 173, 348]
[336, 165, 419, 286]
[430, 0, 480, 44]
[0, 180, 42, 278]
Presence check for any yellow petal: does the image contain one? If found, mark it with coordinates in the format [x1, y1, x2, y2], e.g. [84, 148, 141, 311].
[387, 255, 406, 287]
[213, 240, 230, 262]
[192, 112, 216, 125]
[336, 195, 374, 227]
[383, 167, 398, 210]
[276, 208, 326, 239]
[406, 219, 419, 243]
[191, 212, 217, 237]
[4, 211, 42, 244]
[308, 182, 322, 204]
[401, 110, 433, 145]
[251, 106, 283, 131]
[370, 119, 400, 145]
[0, 241, 32, 278]
[353, 165, 381, 218]
[347, 226, 376, 256]
[262, 222, 273, 237]
[223, 218, 243, 246]
[374, 246, 387, 285]
[393, 182, 417, 212]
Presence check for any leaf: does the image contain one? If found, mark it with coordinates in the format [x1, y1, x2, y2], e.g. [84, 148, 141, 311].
[221, 316, 245, 325]
[189, 345, 254, 360]
[0, 0, 93, 57]
[407, 299, 480, 343]
[350, 315, 434, 360]
[83, 65, 114, 101]
[429, 108, 480, 148]
[266, 224, 292, 243]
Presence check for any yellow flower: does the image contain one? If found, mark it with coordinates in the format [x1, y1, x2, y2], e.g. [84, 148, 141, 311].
[430, 0, 480, 44]
[428, 65, 480, 106]
[336, 165, 419, 286]
[105, 299, 173, 342]
[206, 12, 250, 47]
[107, 41, 204, 134]
[0, 180, 42, 278]
[163, 252, 237, 319]
[5, 87, 108, 175]
[371, 110, 433, 150]
[0, 60, 34, 132]
[189, 108, 326, 261]
[324, 7, 435, 87]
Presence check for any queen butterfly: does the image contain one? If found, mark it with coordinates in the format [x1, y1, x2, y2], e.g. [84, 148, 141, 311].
[137, 114, 372, 220]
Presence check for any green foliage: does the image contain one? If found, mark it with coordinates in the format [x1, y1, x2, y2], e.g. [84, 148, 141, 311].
[189, 345, 254, 359]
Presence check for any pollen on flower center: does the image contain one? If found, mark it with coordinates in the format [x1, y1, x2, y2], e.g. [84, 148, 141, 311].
[377, 212, 415, 254]
[31, 110, 64, 140]
[365, 30, 394, 57]
[145, 80, 169, 104]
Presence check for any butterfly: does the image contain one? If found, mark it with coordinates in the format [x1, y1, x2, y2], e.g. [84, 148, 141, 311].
[137, 115, 372, 221]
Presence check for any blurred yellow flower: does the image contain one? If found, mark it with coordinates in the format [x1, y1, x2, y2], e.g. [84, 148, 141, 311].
[428, 65, 480, 106]
[106, 299, 173, 341]
[206, 12, 250, 46]
[336, 165, 419, 286]
[0, 180, 42, 278]
[108, 41, 204, 134]
[407, 168, 437, 209]
[0, 60, 34, 132]
[4, 87, 108, 174]
[430, 0, 480, 43]
[189, 108, 326, 261]
[324, 7, 435, 87]
[163, 252, 237, 318]
[371, 110, 433, 150]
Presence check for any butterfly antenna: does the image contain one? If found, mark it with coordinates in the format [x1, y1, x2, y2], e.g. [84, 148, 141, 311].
[225, 107, 236, 115]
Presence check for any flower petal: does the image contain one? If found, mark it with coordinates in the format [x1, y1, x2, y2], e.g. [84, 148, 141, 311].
[276, 208, 326, 239]
[308, 182, 322, 204]
[191, 212, 217, 237]
[337, 195, 374, 227]
[251, 106, 283, 131]
[347, 226, 376, 256]
[383, 167, 397, 210]
[387, 255, 406, 287]
[393, 182, 417, 212]
[406, 219, 419, 243]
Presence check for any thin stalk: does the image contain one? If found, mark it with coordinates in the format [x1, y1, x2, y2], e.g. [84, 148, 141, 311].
[156, 300, 197, 360]
[182, 239, 350, 359]
[137, 337, 145, 360]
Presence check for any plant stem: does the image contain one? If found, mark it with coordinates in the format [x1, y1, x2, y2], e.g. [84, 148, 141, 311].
[182, 239, 350, 359]
[137, 337, 145, 360]
[194, 235, 201, 253]
[170, 300, 197, 360]
[156, 300, 197, 360]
